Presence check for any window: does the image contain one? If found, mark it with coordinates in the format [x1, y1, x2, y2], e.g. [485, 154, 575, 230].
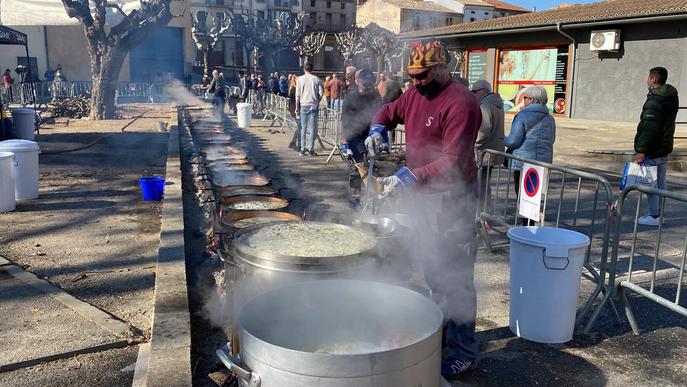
[340, 14, 346, 26]
[469, 17, 475, 22]
[310, 0, 315, 6]
[216, 12, 225, 26]
[485, 12, 490, 15]
[413, 14, 420, 27]
[340, 2, 345, 9]
[274, 0, 282, 6]
[257, 10, 265, 19]
[470, 10, 475, 14]
[310, 11, 317, 25]
[326, 1, 331, 8]
[446, 16, 452, 25]
[326, 13, 332, 26]
[430, 15, 437, 28]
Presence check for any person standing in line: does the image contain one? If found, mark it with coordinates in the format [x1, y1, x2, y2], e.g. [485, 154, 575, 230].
[366, 40, 482, 379]
[472, 79, 505, 212]
[633, 66, 679, 226]
[2, 69, 13, 103]
[323, 75, 332, 109]
[504, 85, 556, 226]
[295, 62, 324, 156]
[326, 73, 344, 112]
[341, 69, 383, 204]
[278, 75, 289, 97]
[287, 75, 302, 150]
[376, 71, 388, 95]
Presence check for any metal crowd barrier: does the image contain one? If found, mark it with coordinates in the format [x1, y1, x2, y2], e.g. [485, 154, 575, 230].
[244, 89, 406, 163]
[585, 185, 687, 334]
[2, 81, 171, 106]
[477, 149, 620, 331]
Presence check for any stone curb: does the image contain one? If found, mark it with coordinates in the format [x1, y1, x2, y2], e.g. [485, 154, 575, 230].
[140, 111, 192, 387]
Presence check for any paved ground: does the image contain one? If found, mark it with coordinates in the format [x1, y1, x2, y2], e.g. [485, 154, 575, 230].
[0, 105, 173, 386]
[186, 114, 687, 386]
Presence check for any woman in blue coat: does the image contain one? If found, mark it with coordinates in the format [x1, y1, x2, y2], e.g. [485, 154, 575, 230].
[505, 85, 556, 195]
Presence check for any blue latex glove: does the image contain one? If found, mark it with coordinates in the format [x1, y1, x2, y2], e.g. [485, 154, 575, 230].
[377, 167, 418, 198]
[365, 124, 388, 157]
[340, 144, 353, 159]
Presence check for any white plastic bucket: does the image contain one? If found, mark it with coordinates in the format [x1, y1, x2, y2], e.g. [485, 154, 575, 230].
[11, 108, 39, 140]
[507, 226, 590, 343]
[0, 151, 16, 212]
[0, 140, 40, 200]
[237, 103, 252, 129]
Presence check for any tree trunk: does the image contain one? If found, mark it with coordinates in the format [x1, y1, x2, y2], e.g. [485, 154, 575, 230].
[203, 48, 212, 79]
[376, 55, 384, 82]
[88, 45, 127, 120]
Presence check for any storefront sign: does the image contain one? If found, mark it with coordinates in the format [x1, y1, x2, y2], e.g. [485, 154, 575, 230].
[496, 45, 569, 114]
[554, 45, 569, 114]
[467, 50, 487, 87]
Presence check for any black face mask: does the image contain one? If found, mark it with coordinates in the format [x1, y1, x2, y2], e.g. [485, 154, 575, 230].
[415, 79, 442, 98]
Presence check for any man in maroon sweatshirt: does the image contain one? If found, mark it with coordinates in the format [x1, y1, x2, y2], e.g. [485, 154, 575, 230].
[366, 40, 482, 379]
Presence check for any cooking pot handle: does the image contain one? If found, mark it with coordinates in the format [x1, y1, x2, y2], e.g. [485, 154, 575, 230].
[216, 348, 261, 387]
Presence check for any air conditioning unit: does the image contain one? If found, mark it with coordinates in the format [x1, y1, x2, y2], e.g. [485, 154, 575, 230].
[590, 30, 621, 51]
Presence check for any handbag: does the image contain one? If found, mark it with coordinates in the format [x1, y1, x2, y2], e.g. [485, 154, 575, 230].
[620, 162, 658, 190]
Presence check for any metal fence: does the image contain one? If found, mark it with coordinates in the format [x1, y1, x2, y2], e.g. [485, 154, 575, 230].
[477, 149, 620, 330]
[585, 184, 687, 334]
[1, 81, 172, 106]
[246, 89, 406, 162]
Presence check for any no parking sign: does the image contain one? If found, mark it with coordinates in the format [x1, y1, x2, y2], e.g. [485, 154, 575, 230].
[518, 163, 547, 222]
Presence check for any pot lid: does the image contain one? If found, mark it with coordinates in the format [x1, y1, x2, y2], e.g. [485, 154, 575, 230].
[11, 108, 36, 114]
[233, 221, 377, 265]
[0, 139, 40, 152]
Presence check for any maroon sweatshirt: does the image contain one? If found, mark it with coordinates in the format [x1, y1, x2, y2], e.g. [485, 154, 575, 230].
[373, 81, 481, 190]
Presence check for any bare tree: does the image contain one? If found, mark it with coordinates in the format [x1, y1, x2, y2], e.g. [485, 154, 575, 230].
[229, 8, 271, 73]
[334, 25, 365, 67]
[360, 23, 402, 80]
[231, 10, 323, 73]
[191, 11, 231, 79]
[61, 0, 175, 119]
[294, 31, 326, 66]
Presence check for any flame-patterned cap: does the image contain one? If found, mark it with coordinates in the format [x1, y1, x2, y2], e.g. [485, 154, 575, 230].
[407, 40, 447, 74]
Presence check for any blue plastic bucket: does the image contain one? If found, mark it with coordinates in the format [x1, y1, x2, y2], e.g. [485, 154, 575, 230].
[139, 176, 165, 201]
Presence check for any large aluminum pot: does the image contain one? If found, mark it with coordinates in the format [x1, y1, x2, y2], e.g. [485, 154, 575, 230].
[217, 280, 443, 387]
[228, 221, 378, 293]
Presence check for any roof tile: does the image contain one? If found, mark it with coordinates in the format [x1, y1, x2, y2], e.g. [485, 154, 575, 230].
[402, 0, 687, 38]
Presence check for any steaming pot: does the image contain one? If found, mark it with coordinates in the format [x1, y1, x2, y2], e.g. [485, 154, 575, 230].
[217, 279, 443, 387]
[227, 221, 378, 294]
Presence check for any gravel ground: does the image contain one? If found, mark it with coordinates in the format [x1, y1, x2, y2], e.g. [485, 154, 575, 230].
[0, 104, 174, 386]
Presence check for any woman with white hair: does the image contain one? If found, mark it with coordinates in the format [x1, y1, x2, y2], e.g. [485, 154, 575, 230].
[504, 85, 556, 222]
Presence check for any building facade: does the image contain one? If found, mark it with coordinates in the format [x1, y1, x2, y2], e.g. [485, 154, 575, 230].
[357, 0, 462, 34]
[0, 1, 193, 83]
[403, 0, 687, 123]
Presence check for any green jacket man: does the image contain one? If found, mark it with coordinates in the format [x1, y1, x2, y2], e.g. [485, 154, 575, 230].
[633, 67, 679, 226]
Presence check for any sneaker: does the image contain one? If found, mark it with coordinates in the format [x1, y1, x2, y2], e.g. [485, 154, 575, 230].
[299, 151, 306, 156]
[638, 215, 661, 226]
[308, 150, 317, 156]
[441, 358, 477, 380]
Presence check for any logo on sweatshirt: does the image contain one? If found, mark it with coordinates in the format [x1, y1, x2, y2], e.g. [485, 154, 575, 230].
[425, 116, 434, 127]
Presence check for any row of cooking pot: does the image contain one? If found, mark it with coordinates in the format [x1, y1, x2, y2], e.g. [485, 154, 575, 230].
[188, 115, 444, 387]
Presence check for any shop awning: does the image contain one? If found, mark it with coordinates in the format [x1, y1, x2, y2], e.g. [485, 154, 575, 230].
[0, 25, 27, 46]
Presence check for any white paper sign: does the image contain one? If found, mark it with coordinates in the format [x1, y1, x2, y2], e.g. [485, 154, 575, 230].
[518, 163, 547, 222]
